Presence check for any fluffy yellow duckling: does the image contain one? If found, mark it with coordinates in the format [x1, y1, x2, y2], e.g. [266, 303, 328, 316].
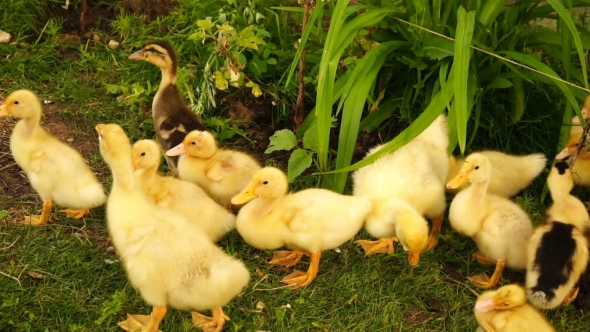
[526, 162, 590, 309]
[556, 132, 590, 187]
[97, 124, 249, 332]
[447, 153, 533, 288]
[132, 139, 236, 241]
[474, 284, 555, 332]
[166, 130, 261, 207]
[352, 114, 449, 266]
[569, 96, 590, 136]
[128, 40, 207, 171]
[0, 90, 105, 225]
[231, 167, 372, 289]
[447, 151, 546, 197]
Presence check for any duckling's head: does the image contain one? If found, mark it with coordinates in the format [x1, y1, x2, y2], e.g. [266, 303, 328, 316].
[547, 161, 573, 197]
[97, 123, 131, 165]
[166, 130, 217, 159]
[556, 132, 585, 160]
[475, 284, 527, 312]
[128, 40, 177, 75]
[0, 89, 41, 119]
[446, 153, 490, 189]
[132, 139, 161, 171]
[231, 167, 289, 205]
[394, 211, 429, 266]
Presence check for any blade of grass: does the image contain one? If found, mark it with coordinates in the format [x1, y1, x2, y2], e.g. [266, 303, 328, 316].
[546, 0, 589, 89]
[453, 6, 476, 153]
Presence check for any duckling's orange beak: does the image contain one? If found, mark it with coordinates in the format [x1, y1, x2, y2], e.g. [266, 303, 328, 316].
[475, 298, 495, 312]
[131, 159, 139, 171]
[95, 124, 105, 135]
[408, 251, 420, 266]
[446, 170, 469, 189]
[166, 142, 187, 156]
[231, 184, 258, 205]
[128, 50, 145, 61]
[0, 102, 9, 117]
[556, 147, 574, 160]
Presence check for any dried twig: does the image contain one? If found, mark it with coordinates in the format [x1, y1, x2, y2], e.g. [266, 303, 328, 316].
[293, 0, 314, 131]
[1, 235, 20, 252]
[444, 274, 481, 297]
[567, 115, 590, 168]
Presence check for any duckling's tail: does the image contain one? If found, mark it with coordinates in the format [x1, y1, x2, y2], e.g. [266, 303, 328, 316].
[527, 289, 561, 310]
[416, 114, 449, 152]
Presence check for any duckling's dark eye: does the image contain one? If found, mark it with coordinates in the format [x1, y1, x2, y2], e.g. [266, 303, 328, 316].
[141, 152, 146, 156]
[263, 181, 268, 185]
[191, 141, 196, 145]
[14, 101, 19, 105]
[475, 166, 479, 170]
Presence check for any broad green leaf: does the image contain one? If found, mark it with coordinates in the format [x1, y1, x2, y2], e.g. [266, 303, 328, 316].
[528, 32, 590, 50]
[510, 78, 525, 122]
[453, 6, 476, 153]
[288, 149, 313, 182]
[266, 58, 277, 65]
[196, 19, 215, 30]
[303, 123, 319, 152]
[265, 129, 297, 153]
[546, 0, 589, 89]
[486, 77, 513, 90]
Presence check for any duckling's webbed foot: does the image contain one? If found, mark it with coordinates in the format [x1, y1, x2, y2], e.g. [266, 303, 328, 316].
[22, 201, 53, 226]
[60, 208, 90, 219]
[355, 237, 398, 256]
[472, 251, 495, 265]
[281, 252, 321, 290]
[117, 306, 166, 332]
[468, 260, 505, 289]
[563, 287, 580, 305]
[427, 213, 444, 250]
[192, 307, 229, 332]
[269, 250, 306, 267]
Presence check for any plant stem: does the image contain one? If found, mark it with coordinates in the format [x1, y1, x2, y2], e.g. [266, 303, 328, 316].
[294, 0, 314, 131]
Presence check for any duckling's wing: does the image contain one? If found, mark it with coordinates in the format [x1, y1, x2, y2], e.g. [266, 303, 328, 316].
[30, 150, 45, 173]
[205, 155, 233, 182]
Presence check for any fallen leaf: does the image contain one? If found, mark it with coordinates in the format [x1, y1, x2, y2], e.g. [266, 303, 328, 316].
[27, 270, 47, 279]
[255, 268, 265, 278]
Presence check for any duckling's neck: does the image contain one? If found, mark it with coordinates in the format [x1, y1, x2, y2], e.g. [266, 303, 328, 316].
[19, 113, 41, 139]
[110, 155, 135, 192]
[135, 166, 158, 185]
[159, 68, 177, 89]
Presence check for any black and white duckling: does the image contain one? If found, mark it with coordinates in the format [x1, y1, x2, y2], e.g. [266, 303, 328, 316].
[128, 40, 207, 171]
[526, 161, 590, 309]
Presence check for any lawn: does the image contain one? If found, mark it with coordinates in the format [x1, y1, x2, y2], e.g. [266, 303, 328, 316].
[2, 1, 590, 331]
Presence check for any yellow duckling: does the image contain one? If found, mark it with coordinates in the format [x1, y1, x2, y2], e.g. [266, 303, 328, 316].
[555, 132, 590, 187]
[128, 40, 207, 171]
[0, 90, 105, 225]
[447, 151, 546, 197]
[166, 130, 261, 207]
[474, 284, 555, 332]
[569, 96, 590, 136]
[447, 153, 533, 288]
[526, 162, 590, 309]
[132, 139, 236, 241]
[352, 114, 449, 266]
[231, 167, 372, 289]
[97, 124, 249, 332]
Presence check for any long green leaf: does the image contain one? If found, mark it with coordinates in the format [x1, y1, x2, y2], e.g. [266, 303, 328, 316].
[501, 50, 582, 118]
[546, 0, 589, 89]
[319, 76, 454, 175]
[315, 3, 396, 173]
[331, 41, 404, 193]
[453, 6, 476, 153]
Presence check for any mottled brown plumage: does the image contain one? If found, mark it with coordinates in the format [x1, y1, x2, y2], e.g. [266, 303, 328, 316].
[128, 40, 207, 171]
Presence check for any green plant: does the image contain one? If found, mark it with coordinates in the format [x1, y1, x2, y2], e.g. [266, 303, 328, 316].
[265, 128, 319, 182]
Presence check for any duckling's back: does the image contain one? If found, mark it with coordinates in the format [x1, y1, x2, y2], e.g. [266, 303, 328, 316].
[11, 122, 105, 208]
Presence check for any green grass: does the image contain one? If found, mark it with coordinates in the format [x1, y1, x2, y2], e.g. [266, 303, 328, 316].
[2, 2, 590, 332]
